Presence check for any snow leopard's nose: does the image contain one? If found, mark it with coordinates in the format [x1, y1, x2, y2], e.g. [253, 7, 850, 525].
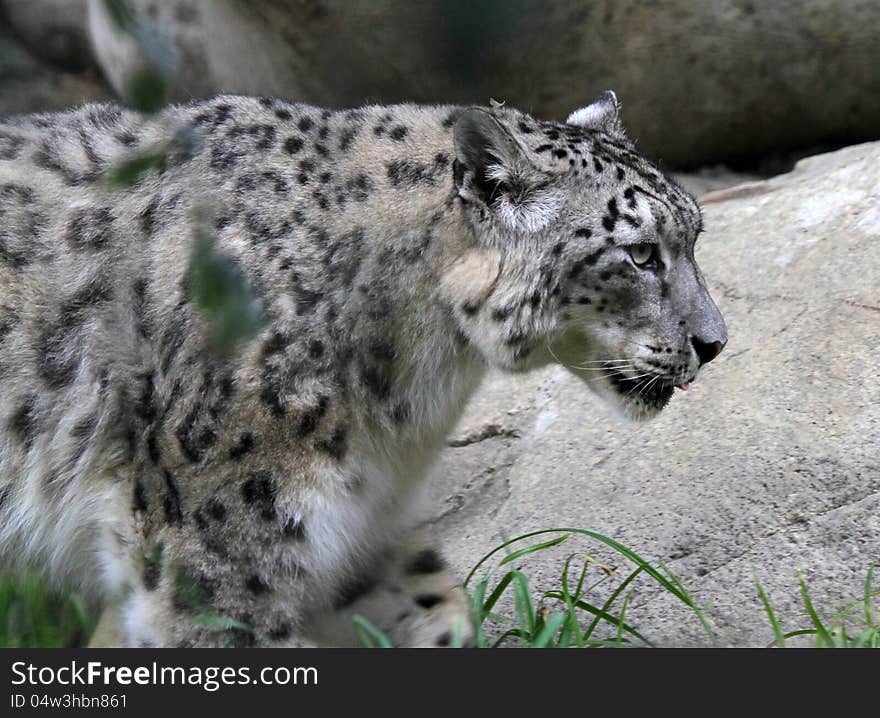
[685, 267, 727, 367]
[690, 336, 726, 366]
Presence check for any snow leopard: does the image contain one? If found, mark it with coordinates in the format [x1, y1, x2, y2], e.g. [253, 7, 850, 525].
[0, 90, 726, 646]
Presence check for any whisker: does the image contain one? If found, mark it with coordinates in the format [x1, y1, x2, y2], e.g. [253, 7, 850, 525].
[570, 366, 632, 374]
[569, 366, 633, 372]
[585, 374, 619, 384]
[568, 359, 635, 364]
[583, 370, 653, 385]
[638, 375, 662, 396]
[544, 341, 617, 375]
[570, 358, 636, 368]
[583, 374, 619, 383]
[625, 375, 655, 397]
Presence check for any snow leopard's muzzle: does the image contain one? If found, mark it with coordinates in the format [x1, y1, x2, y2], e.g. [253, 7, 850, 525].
[551, 249, 728, 422]
[595, 261, 727, 420]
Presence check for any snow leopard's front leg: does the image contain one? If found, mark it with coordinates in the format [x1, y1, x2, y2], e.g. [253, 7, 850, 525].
[118, 534, 319, 647]
[117, 464, 333, 648]
[309, 533, 475, 648]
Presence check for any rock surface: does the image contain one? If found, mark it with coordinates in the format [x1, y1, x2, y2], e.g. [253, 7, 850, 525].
[427, 142, 880, 646]
[3, 0, 92, 69]
[96, 0, 880, 167]
[0, 21, 108, 117]
[5, 0, 880, 166]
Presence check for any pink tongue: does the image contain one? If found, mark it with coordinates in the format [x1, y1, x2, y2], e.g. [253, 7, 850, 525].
[676, 382, 690, 391]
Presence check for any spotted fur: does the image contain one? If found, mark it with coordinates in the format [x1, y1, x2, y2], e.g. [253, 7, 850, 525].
[0, 93, 725, 647]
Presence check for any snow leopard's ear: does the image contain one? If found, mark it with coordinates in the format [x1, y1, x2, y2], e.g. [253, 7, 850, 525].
[453, 109, 557, 231]
[566, 90, 623, 135]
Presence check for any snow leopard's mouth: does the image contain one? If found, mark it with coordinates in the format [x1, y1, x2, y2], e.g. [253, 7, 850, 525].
[605, 367, 676, 410]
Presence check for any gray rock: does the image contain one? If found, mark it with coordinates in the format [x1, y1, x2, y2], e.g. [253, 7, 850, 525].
[673, 167, 764, 200]
[0, 22, 109, 117]
[8, 0, 880, 166]
[428, 142, 880, 646]
[3, 0, 92, 69]
[158, 0, 880, 167]
[85, 0, 215, 104]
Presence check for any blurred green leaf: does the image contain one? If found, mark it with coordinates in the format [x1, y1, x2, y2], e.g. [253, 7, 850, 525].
[171, 564, 214, 614]
[187, 228, 264, 355]
[102, 0, 177, 113]
[105, 126, 201, 189]
[124, 65, 173, 115]
[104, 150, 165, 188]
[102, 0, 137, 32]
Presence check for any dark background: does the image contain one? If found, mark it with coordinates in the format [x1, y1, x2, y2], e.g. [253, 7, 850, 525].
[2, 0, 879, 170]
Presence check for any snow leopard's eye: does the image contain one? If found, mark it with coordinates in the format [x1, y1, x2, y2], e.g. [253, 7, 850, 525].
[628, 243, 658, 269]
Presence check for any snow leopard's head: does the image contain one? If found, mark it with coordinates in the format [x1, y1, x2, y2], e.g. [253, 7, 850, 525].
[447, 92, 726, 421]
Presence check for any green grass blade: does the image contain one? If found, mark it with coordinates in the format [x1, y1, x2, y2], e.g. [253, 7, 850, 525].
[560, 594, 583, 648]
[543, 590, 654, 646]
[470, 576, 490, 647]
[480, 572, 516, 620]
[450, 616, 470, 648]
[192, 615, 253, 633]
[0, 572, 96, 648]
[573, 555, 594, 600]
[864, 566, 877, 627]
[797, 571, 834, 647]
[560, 554, 575, 600]
[584, 565, 644, 640]
[778, 628, 817, 643]
[466, 528, 700, 611]
[491, 628, 531, 648]
[499, 534, 570, 566]
[531, 613, 567, 648]
[615, 591, 631, 645]
[557, 554, 584, 647]
[578, 638, 639, 648]
[655, 560, 718, 645]
[466, 528, 718, 646]
[510, 570, 536, 638]
[753, 570, 785, 648]
[352, 615, 393, 648]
